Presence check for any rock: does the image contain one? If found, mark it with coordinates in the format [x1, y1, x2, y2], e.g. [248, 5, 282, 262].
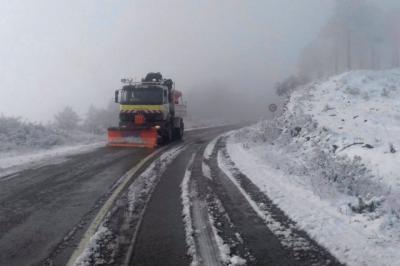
[290, 127, 302, 137]
[332, 145, 338, 153]
[363, 144, 374, 149]
[390, 143, 396, 153]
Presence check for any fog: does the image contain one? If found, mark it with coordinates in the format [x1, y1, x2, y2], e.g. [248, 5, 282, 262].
[0, 1, 341, 123]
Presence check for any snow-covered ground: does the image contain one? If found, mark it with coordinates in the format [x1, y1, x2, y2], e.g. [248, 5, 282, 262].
[227, 69, 400, 266]
[0, 117, 104, 178]
[0, 142, 104, 179]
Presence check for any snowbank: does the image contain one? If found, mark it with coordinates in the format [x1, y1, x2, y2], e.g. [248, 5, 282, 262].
[0, 116, 104, 177]
[180, 154, 199, 266]
[227, 69, 400, 266]
[0, 116, 102, 153]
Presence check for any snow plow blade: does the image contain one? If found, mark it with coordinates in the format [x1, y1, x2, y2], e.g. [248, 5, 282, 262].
[107, 127, 158, 148]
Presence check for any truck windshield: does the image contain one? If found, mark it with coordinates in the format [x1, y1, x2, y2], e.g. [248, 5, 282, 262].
[120, 86, 163, 105]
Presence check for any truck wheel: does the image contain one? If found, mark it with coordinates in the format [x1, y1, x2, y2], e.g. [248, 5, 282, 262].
[174, 120, 184, 140]
[163, 124, 173, 144]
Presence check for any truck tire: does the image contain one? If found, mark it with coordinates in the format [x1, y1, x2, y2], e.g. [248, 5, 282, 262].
[163, 124, 173, 144]
[174, 119, 184, 140]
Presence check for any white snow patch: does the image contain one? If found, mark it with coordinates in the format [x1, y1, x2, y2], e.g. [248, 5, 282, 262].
[0, 142, 104, 179]
[181, 154, 199, 266]
[204, 136, 219, 160]
[0, 116, 105, 177]
[208, 213, 230, 263]
[229, 255, 247, 266]
[208, 208, 247, 266]
[73, 225, 112, 266]
[202, 161, 212, 179]
[295, 70, 400, 189]
[180, 153, 198, 266]
[203, 130, 235, 160]
[217, 151, 311, 250]
[128, 145, 185, 213]
[227, 139, 400, 265]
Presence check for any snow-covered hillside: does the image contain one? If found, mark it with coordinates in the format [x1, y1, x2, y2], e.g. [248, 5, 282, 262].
[227, 69, 400, 266]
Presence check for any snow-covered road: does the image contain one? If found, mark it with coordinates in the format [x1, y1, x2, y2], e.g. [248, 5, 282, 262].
[0, 123, 349, 266]
[59, 124, 340, 266]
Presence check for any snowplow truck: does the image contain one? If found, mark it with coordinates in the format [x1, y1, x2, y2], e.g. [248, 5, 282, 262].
[107, 72, 186, 148]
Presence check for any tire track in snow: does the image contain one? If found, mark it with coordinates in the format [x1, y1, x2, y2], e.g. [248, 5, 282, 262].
[181, 152, 225, 266]
[196, 138, 248, 265]
[182, 138, 248, 266]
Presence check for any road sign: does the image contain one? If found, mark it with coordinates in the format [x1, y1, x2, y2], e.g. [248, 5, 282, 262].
[269, 103, 277, 113]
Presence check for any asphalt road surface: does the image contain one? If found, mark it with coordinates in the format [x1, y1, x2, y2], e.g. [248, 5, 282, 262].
[0, 126, 342, 266]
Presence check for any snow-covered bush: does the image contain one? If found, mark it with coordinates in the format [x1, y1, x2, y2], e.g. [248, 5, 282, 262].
[0, 115, 101, 154]
[54, 106, 81, 131]
[82, 103, 119, 134]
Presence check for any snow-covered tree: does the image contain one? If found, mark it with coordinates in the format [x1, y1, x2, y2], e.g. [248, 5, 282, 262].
[387, 8, 400, 68]
[82, 101, 119, 134]
[275, 76, 309, 97]
[299, 0, 396, 79]
[54, 106, 81, 131]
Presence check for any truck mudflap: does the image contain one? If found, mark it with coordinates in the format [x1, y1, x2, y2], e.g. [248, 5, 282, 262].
[107, 127, 158, 148]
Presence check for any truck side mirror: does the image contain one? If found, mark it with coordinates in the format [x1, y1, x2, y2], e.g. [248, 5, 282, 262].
[115, 90, 119, 103]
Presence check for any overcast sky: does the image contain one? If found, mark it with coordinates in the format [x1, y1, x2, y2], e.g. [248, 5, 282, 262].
[0, 0, 335, 122]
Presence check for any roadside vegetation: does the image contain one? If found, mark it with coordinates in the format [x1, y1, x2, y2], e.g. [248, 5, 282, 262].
[0, 102, 118, 155]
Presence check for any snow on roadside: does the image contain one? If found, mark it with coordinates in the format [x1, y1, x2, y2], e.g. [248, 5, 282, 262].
[208, 206, 247, 266]
[0, 142, 104, 179]
[0, 115, 106, 178]
[227, 140, 400, 266]
[202, 161, 212, 180]
[128, 145, 185, 213]
[203, 130, 235, 160]
[73, 225, 113, 266]
[204, 136, 220, 160]
[218, 151, 312, 251]
[202, 131, 234, 180]
[227, 69, 400, 266]
[182, 152, 246, 266]
[180, 154, 199, 266]
[201, 135, 219, 180]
